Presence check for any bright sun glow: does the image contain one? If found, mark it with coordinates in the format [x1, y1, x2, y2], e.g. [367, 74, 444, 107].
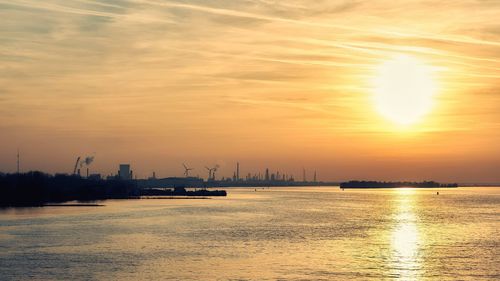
[373, 55, 437, 126]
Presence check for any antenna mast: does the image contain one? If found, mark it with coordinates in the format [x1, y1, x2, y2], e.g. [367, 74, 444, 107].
[17, 148, 20, 174]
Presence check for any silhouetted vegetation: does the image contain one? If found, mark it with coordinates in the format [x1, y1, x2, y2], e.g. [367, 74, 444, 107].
[340, 180, 458, 188]
[0, 172, 139, 207]
[0, 172, 228, 207]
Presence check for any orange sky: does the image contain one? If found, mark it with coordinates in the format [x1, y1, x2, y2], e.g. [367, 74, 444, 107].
[1, 1, 499, 182]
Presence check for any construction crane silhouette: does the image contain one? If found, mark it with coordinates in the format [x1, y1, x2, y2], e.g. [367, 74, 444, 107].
[183, 163, 194, 177]
[73, 156, 81, 175]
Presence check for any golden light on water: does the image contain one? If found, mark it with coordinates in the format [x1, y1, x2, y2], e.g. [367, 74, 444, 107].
[392, 221, 419, 263]
[390, 189, 421, 279]
[372, 55, 437, 126]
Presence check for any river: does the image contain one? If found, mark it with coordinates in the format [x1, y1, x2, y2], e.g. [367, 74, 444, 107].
[0, 187, 498, 280]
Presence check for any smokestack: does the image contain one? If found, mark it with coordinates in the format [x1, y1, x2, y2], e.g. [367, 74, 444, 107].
[77, 169, 81, 177]
[236, 162, 239, 181]
[87, 168, 89, 178]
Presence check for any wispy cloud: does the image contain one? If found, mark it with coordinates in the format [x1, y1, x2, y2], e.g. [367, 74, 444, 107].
[1, 0, 500, 180]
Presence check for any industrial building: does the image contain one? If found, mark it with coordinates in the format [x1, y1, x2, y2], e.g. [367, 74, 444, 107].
[118, 164, 132, 180]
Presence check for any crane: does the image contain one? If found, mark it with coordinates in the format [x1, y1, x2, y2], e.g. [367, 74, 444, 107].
[73, 156, 81, 175]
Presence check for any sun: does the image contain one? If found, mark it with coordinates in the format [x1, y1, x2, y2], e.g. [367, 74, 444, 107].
[372, 55, 437, 126]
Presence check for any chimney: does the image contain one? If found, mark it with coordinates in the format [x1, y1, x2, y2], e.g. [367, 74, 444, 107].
[236, 162, 239, 181]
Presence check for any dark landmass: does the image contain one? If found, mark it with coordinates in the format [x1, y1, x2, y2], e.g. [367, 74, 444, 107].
[205, 181, 340, 187]
[137, 177, 205, 188]
[0, 172, 226, 207]
[138, 196, 211, 199]
[0, 172, 138, 207]
[138, 178, 339, 188]
[456, 183, 500, 187]
[340, 180, 458, 189]
[44, 203, 104, 207]
[140, 187, 226, 197]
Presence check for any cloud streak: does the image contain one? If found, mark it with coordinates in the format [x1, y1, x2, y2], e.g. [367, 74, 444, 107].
[1, 0, 500, 181]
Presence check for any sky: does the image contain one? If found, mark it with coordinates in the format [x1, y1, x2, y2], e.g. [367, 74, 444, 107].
[1, 0, 500, 182]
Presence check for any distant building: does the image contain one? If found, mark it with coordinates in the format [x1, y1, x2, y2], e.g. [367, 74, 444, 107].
[119, 164, 131, 180]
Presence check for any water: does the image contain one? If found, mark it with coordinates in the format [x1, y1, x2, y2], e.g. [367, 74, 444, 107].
[0, 187, 498, 280]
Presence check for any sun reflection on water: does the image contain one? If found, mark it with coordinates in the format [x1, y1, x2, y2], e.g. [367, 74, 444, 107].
[390, 188, 421, 280]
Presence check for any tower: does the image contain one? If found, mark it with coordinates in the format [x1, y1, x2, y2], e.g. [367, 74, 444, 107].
[17, 148, 20, 174]
[236, 162, 240, 181]
[314, 171, 317, 182]
[303, 168, 306, 182]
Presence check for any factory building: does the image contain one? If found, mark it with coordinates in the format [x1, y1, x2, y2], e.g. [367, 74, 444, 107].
[118, 164, 132, 180]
